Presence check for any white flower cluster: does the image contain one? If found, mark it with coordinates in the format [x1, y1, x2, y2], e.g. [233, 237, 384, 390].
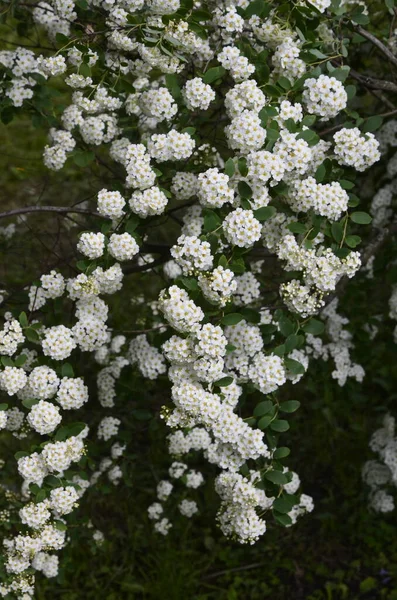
[171, 235, 213, 274]
[302, 75, 348, 120]
[333, 128, 380, 171]
[362, 414, 397, 513]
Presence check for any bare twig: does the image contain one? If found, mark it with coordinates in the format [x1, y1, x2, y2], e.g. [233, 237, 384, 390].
[0, 206, 108, 220]
[355, 26, 397, 68]
[349, 69, 397, 93]
[319, 107, 397, 136]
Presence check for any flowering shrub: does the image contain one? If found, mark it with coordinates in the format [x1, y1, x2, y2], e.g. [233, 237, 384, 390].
[0, 0, 395, 596]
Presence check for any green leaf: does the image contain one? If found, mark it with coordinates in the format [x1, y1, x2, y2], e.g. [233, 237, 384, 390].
[238, 157, 248, 177]
[253, 206, 277, 221]
[244, 0, 269, 17]
[226, 343, 237, 353]
[215, 376, 234, 387]
[278, 317, 295, 337]
[331, 222, 344, 243]
[125, 215, 141, 234]
[240, 308, 260, 324]
[0, 403, 8, 411]
[15, 354, 27, 367]
[221, 313, 244, 326]
[254, 400, 273, 417]
[273, 494, 297, 513]
[362, 116, 383, 133]
[22, 398, 40, 409]
[73, 151, 95, 167]
[25, 328, 40, 343]
[1, 356, 14, 367]
[35, 489, 47, 503]
[203, 66, 226, 84]
[203, 209, 222, 232]
[224, 158, 235, 177]
[302, 319, 324, 335]
[180, 277, 198, 291]
[258, 415, 273, 429]
[274, 447, 290, 459]
[273, 512, 293, 526]
[279, 400, 301, 413]
[287, 222, 306, 234]
[61, 363, 74, 378]
[19, 312, 28, 328]
[351, 211, 372, 224]
[284, 358, 306, 375]
[351, 11, 370, 24]
[270, 420, 290, 432]
[15, 451, 29, 460]
[55, 422, 86, 441]
[345, 235, 361, 248]
[339, 180, 355, 190]
[264, 470, 288, 485]
[285, 334, 300, 353]
[238, 181, 252, 199]
[54, 520, 67, 531]
[329, 66, 350, 81]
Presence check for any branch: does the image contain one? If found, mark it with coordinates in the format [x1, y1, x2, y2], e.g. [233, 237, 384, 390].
[123, 255, 169, 274]
[0, 206, 108, 220]
[323, 220, 397, 308]
[355, 26, 397, 68]
[319, 108, 397, 137]
[349, 69, 397, 93]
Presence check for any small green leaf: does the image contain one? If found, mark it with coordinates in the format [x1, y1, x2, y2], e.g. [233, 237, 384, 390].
[221, 313, 244, 326]
[362, 116, 383, 133]
[285, 334, 300, 353]
[274, 447, 290, 459]
[25, 328, 40, 343]
[215, 376, 234, 387]
[54, 520, 67, 531]
[15, 451, 29, 460]
[254, 400, 273, 417]
[15, 354, 27, 367]
[203, 66, 226, 84]
[279, 400, 301, 413]
[22, 398, 40, 409]
[35, 489, 47, 503]
[61, 363, 74, 378]
[238, 181, 252, 199]
[351, 211, 372, 224]
[284, 358, 305, 375]
[73, 151, 95, 168]
[273, 512, 293, 526]
[302, 319, 324, 335]
[270, 420, 290, 432]
[258, 415, 273, 429]
[264, 470, 288, 485]
[0, 403, 8, 411]
[273, 494, 297, 513]
[345, 235, 361, 248]
[19, 312, 29, 328]
[287, 222, 306, 234]
[253, 206, 277, 221]
[331, 222, 344, 243]
[1, 356, 14, 367]
[224, 158, 235, 177]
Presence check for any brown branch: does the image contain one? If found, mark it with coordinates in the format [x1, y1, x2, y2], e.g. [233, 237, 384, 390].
[323, 220, 397, 309]
[319, 108, 397, 137]
[355, 26, 397, 68]
[123, 255, 169, 274]
[349, 69, 397, 93]
[0, 206, 108, 220]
